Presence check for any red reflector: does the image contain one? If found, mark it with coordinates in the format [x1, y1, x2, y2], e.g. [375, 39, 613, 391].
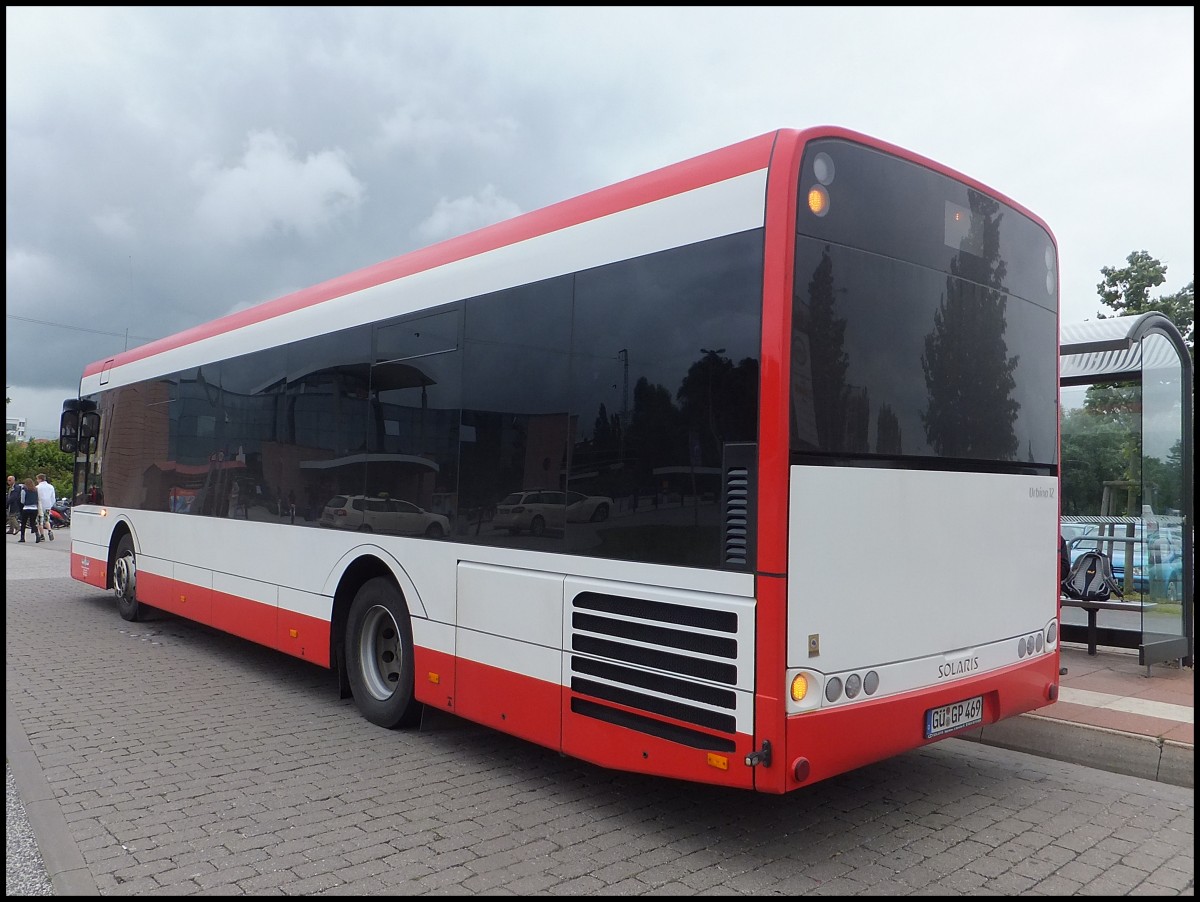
[792, 757, 811, 783]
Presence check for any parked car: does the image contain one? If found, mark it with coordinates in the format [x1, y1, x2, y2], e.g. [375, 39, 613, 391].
[1060, 522, 1096, 543]
[493, 490, 615, 535]
[1149, 557, 1186, 603]
[565, 491, 613, 523]
[493, 490, 566, 536]
[1067, 527, 1183, 599]
[319, 495, 449, 538]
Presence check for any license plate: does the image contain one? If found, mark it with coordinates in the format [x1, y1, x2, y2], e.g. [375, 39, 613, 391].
[925, 695, 983, 739]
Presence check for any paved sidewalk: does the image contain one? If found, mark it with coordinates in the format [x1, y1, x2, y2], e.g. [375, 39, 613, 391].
[966, 643, 1193, 788]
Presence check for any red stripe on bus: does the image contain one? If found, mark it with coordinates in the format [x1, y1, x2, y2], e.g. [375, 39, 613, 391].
[453, 657, 562, 751]
[412, 646, 457, 711]
[71, 550, 109, 589]
[422, 656, 758, 790]
[211, 588, 277, 650]
[138, 571, 332, 667]
[562, 694, 755, 790]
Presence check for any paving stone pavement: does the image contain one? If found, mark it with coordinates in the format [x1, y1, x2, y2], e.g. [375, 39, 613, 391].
[6, 534, 1195, 895]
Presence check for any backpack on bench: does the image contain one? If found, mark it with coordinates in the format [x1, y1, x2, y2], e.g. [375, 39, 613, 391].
[1061, 549, 1123, 601]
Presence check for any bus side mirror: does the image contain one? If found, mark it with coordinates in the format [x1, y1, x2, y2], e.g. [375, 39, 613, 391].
[59, 406, 80, 454]
[60, 400, 100, 454]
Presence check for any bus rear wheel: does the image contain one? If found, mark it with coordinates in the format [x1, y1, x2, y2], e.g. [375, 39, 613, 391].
[113, 534, 143, 622]
[345, 576, 422, 729]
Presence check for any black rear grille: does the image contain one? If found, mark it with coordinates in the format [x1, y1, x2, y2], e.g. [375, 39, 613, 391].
[572, 635, 737, 684]
[569, 590, 741, 746]
[572, 656, 736, 708]
[574, 592, 737, 631]
[569, 699, 737, 752]
[572, 612, 736, 658]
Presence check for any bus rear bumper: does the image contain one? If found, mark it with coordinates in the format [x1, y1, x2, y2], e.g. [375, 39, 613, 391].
[782, 653, 1060, 789]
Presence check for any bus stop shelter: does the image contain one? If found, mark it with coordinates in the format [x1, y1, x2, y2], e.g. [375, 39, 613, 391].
[1059, 311, 1194, 668]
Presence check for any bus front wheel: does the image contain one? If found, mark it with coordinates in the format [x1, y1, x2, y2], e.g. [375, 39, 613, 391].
[113, 534, 143, 622]
[345, 576, 422, 729]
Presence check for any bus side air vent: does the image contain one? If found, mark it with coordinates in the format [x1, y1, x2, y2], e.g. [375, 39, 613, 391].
[722, 443, 757, 569]
[569, 591, 739, 752]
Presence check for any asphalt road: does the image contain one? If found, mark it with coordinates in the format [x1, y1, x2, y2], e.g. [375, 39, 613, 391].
[6, 530, 1195, 895]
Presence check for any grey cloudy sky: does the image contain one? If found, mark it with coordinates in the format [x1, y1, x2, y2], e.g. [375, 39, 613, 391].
[6, 6, 1194, 439]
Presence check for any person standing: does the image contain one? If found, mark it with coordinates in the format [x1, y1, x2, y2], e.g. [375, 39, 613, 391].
[6, 475, 19, 535]
[19, 478, 41, 542]
[36, 474, 57, 542]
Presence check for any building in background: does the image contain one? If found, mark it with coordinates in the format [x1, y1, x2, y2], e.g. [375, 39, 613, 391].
[6, 415, 27, 443]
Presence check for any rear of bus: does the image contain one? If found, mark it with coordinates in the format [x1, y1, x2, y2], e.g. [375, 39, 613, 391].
[771, 131, 1060, 789]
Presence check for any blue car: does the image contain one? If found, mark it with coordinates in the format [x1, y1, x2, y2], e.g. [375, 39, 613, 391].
[1068, 530, 1184, 601]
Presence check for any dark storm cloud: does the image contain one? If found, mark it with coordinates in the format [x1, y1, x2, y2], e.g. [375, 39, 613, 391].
[5, 6, 1193, 437]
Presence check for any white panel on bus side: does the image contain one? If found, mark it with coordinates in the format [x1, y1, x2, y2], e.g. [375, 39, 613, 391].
[455, 562, 566, 684]
[787, 465, 1060, 677]
[173, 562, 212, 589]
[277, 585, 329, 622]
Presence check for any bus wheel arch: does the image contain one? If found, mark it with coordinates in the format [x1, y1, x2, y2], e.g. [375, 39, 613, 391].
[343, 573, 422, 729]
[328, 554, 423, 729]
[110, 527, 144, 622]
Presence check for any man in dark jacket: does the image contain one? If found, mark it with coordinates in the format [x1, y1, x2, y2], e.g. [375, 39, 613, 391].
[7, 475, 21, 535]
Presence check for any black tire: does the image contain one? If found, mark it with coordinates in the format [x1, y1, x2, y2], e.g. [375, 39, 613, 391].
[113, 533, 143, 622]
[530, 515, 546, 537]
[357, 524, 374, 533]
[345, 577, 422, 729]
[590, 504, 610, 523]
[424, 522, 445, 539]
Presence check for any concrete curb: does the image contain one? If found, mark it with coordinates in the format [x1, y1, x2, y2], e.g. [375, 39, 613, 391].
[6, 706, 100, 896]
[959, 712, 1194, 789]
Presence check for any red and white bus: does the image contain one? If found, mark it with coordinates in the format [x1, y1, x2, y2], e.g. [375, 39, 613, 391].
[62, 126, 1062, 793]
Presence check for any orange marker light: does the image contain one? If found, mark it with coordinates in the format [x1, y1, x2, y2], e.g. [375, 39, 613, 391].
[706, 753, 729, 771]
[807, 186, 830, 217]
[790, 673, 810, 702]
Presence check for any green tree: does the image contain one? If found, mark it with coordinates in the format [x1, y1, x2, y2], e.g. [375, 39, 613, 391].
[1143, 441, 1184, 518]
[1059, 406, 1128, 515]
[1071, 251, 1195, 516]
[1096, 250, 1194, 359]
[5, 440, 76, 501]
